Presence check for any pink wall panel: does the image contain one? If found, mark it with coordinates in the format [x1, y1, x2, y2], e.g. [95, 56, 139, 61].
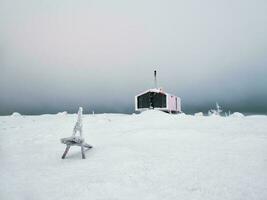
[168, 95, 181, 112]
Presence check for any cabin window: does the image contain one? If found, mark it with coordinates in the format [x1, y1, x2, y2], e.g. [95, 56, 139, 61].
[137, 92, 166, 109]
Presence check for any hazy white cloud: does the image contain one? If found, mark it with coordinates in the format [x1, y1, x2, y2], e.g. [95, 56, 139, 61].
[1, 0, 267, 114]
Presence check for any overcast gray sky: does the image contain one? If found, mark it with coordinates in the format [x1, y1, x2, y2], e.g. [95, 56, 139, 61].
[1, 0, 267, 115]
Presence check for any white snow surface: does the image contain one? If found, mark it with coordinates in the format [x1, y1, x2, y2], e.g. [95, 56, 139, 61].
[0, 110, 267, 200]
[230, 112, 245, 118]
[194, 112, 204, 116]
[11, 112, 22, 117]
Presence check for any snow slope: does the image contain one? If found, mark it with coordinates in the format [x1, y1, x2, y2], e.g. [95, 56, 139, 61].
[0, 110, 267, 200]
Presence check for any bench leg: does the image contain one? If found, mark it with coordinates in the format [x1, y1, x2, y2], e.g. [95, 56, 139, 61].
[81, 145, 85, 159]
[62, 145, 71, 159]
[84, 143, 93, 149]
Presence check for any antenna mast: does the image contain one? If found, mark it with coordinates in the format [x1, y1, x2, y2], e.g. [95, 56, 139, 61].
[154, 70, 157, 89]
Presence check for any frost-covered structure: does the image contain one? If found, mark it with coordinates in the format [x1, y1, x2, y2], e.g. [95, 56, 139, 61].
[60, 107, 92, 159]
[208, 102, 223, 116]
[135, 88, 181, 113]
[135, 71, 181, 113]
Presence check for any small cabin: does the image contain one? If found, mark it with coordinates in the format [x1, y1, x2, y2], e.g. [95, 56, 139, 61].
[135, 88, 181, 113]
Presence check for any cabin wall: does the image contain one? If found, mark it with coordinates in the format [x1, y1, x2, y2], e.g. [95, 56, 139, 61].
[167, 95, 181, 112]
[167, 95, 176, 111]
[177, 97, 181, 112]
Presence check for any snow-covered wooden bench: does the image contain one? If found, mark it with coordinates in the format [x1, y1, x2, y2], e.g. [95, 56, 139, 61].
[60, 107, 92, 159]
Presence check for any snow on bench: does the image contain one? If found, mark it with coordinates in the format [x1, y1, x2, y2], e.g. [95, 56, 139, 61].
[60, 107, 92, 159]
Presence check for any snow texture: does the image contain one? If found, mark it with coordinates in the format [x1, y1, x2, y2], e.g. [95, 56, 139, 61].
[11, 112, 22, 117]
[56, 111, 68, 116]
[0, 110, 267, 200]
[194, 112, 204, 116]
[230, 112, 245, 118]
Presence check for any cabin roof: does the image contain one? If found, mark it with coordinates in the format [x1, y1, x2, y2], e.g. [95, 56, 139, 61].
[135, 88, 179, 98]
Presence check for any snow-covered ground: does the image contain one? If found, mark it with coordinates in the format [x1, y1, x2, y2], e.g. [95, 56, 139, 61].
[0, 110, 267, 200]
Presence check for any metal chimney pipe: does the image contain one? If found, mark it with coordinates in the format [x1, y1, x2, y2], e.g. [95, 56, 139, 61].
[154, 70, 157, 89]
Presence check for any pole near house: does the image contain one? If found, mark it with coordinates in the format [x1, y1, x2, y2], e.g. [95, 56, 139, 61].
[154, 70, 157, 89]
